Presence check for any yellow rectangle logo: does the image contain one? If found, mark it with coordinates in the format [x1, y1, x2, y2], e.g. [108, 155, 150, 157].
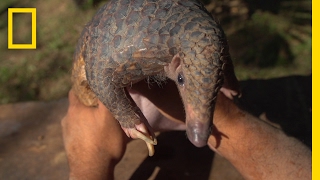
[8, 8, 36, 49]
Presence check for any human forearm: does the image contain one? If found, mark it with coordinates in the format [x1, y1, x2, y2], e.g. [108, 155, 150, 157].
[208, 94, 311, 180]
[62, 90, 128, 180]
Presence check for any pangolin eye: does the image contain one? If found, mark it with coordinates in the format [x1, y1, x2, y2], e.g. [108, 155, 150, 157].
[177, 73, 184, 85]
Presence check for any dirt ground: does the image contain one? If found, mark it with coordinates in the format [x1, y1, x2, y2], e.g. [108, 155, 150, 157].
[0, 75, 311, 180]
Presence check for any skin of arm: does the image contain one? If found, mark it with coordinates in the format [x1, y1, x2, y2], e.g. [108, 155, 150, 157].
[61, 90, 129, 180]
[208, 93, 311, 180]
[61, 83, 311, 180]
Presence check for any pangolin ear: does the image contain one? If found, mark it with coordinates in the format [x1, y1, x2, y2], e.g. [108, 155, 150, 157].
[164, 54, 182, 78]
[170, 54, 181, 71]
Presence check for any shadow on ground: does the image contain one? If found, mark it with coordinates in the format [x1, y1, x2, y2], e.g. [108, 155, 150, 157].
[0, 75, 311, 179]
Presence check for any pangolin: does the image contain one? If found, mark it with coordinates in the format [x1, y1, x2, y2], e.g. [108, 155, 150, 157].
[71, 0, 238, 156]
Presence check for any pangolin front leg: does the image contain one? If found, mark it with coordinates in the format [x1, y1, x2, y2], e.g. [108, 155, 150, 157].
[71, 52, 158, 156]
[104, 81, 158, 156]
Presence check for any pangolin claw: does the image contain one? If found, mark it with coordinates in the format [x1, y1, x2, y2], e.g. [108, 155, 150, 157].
[130, 129, 157, 156]
[131, 129, 157, 145]
[146, 142, 155, 157]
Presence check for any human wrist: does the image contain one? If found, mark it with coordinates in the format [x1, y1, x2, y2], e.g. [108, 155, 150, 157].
[208, 93, 247, 153]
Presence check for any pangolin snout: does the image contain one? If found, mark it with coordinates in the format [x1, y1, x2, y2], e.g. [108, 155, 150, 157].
[184, 104, 213, 147]
[186, 121, 211, 147]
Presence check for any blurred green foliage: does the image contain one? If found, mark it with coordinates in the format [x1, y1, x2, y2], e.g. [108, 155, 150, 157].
[0, 0, 101, 104]
[0, 0, 311, 104]
[207, 0, 311, 79]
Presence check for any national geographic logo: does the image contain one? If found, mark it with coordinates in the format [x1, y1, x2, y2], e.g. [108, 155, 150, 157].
[8, 8, 36, 49]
